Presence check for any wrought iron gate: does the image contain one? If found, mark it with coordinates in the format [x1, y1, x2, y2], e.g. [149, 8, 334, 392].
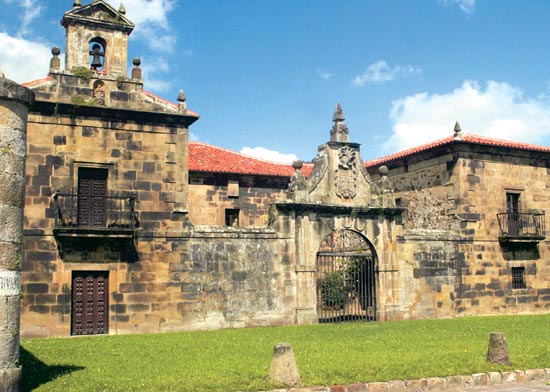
[71, 271, 109, 335]
[316, 230, 376, 323]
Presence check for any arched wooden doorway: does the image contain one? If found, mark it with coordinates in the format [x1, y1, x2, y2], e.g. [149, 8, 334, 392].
[316, 229, 377, 323]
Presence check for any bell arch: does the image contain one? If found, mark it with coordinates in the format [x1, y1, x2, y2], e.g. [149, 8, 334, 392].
[316, 229, 377, 323]
[89, 37, 106, 70]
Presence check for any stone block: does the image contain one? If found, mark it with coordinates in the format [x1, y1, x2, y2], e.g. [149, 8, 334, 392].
[367, 382, 388, 392]
[462, 375, 473, 387]
[269, 343, 301, 388]
[387, 380, 406, 392]
[347, 383, 369, 392]
[329, 386, 345, 392]
[472, 373, 488, 386]
[524, 368, 546, 382]
[445, 375, 463, 389]
[487, 372, 501, 385]
[500, 371, 516, 384]
[514, 370, 525, 383]
[426, 377, 446, 391]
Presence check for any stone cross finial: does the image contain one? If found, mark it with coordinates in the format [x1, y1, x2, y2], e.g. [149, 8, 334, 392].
[330, 102, 349, 143]
[453, 121, 463, 138]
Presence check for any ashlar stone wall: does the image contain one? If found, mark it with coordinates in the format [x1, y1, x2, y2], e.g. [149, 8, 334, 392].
[379, 145, 550, 320]
[21, 101, 192, 337]
[188, 175, 289, 226]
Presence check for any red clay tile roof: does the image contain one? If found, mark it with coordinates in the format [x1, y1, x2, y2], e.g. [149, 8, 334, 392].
[189, 141, 313, 177]
[365, 133, 550, 168]
[21, 76, 52, 88]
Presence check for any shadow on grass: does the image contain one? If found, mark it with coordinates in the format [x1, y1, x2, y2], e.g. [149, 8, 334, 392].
[20, 346, 85, 391]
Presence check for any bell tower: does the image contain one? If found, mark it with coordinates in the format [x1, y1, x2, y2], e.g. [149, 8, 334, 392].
[62, 0, 134, 77]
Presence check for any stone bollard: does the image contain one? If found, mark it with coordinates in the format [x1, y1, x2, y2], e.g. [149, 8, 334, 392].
[0, 72, 34, 392]
[487, 332, 511, 365]
[269, 343, 302, 388]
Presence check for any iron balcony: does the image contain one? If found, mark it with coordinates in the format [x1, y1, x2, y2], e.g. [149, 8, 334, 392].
[496, 212, 546, 242]
[52, 192, 136, 237]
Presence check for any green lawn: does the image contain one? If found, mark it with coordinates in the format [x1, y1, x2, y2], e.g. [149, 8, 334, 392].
[20, 314, 550, 392]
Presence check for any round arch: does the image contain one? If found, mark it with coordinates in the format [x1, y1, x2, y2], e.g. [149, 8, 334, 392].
[316, 229, 377, 323]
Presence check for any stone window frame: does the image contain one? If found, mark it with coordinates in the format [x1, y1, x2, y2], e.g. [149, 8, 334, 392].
[70, 160, 115, 193]
[511, 266, 527, 290]
[227, 180, 239, 198]
[502, 187, 524, 211]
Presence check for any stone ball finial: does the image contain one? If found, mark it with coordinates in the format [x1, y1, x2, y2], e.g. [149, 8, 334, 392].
[119, 3, 127, 14]
[73, 0, 82, 7]
[131, 58, 142, 80]
[378, 165, 389, 176]
[292, 160, 303, 170]
[52, 47, 61, 56]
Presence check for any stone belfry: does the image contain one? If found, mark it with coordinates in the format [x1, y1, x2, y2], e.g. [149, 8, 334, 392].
[62, 0, 134, 77]
[290, 103, 383, 206]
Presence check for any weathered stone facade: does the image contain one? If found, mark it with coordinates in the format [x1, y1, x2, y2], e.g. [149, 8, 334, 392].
[188, 174, 289, 226]
[16, 1, 550, 339]
[368, 131, 550, 320]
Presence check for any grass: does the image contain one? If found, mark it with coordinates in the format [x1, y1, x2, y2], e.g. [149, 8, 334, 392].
[20, 314, 550, 392]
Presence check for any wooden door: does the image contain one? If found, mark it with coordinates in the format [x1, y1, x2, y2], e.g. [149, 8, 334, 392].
[78, 168, 108, 227]
[71, 271, 109, 335]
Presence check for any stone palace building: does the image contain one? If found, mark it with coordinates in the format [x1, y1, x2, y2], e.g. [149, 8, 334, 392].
[17, 0, 550, 337]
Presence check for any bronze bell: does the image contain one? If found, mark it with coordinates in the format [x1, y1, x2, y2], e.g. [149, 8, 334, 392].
[90, 44, 104, 69]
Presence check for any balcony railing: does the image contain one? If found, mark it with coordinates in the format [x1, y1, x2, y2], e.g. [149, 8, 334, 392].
[53, 192, 136, 235]
[496, 212, 546, 241]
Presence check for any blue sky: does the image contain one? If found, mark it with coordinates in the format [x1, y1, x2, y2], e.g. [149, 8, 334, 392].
[2, 0, 550, 163]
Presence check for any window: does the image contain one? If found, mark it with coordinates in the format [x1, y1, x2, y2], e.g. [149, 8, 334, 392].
[511, 266, 526, 289]
[506, 192, 520, 214]
[506, 192, 521, 236]
[225, 209, 240, 227]
[227, 180, 239, 198]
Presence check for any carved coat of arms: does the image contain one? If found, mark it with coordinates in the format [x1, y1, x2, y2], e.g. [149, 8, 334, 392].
[334, 147, 357, 199]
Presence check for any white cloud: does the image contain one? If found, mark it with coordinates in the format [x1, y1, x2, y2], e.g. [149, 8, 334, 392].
[4, 0, 45, 36]
[140, 56, 172, 92]
[105, 0, 177, 52]
[316, 67, 334, 80]
[438, 0, 476, 14]
[0, 32, 51, 83]
[385, 80, 550, 152]
[240, 147, 298, 164]
[189, 132, 200, 141]
[353, 60, 422, 87]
